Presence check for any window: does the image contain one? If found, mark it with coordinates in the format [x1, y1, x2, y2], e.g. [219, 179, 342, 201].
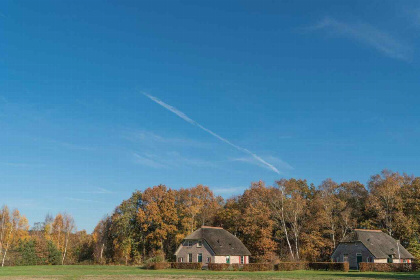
[197, 240, 202, 248]
[198, 253, 202, 263]
[387, 255, 393, 263]
[226, 256, 230, 264]
[207, 257, 211, 263]
[188, 253, 193, 263]
[187, 240, 193, 247]
[343, 254, 348, 263]
[178, 257, 183, 263]
[240, 256, 244, 264]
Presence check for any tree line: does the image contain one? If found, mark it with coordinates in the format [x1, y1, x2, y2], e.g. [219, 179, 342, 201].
[2, 169, 420, 266]
[0, 210, 93, 266]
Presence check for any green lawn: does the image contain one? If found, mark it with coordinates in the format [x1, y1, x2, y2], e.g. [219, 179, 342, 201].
[0, 265, 420, 280]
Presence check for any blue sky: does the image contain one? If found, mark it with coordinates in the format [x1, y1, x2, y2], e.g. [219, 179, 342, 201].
[2, 0, 420, 232]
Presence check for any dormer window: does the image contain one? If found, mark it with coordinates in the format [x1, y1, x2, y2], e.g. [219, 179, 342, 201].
[197, 240, 202, 248]
[187, 240, 193, 247]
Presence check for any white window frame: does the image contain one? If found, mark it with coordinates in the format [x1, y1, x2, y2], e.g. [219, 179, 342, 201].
[197, 240, 202, 248]
[197, 253, 202, 263]
[240, 256, 244, 264]
[187, 240, 193, 247]
[188, 253, 192, 263]
[207, 257, 211, 263]
[178, 257, 183, 263]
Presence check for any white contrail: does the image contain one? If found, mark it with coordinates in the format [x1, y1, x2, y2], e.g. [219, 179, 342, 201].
[142, 92, 280, 174]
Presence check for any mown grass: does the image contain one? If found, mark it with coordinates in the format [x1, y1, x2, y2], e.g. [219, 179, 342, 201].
[0, 265, 420, 280]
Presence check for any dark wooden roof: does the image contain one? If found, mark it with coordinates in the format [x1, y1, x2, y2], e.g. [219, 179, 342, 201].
[341, 229, 414, 259]
[184, 226, 251, 256]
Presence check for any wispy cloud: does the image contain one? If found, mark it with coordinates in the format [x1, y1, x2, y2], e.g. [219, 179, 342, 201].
[212, 186, 245, 196]
[308, 17, 412, 61]
[133, 153, 166, 168]
[142, 93, 281, 174]
[231, 155, 293, 173]
[132, 151, 216, 169]
[79, 187, 114, 194]
[124, 130, 207, 148]
[65, 197, 104, 204]
[0, 162, 46, 168]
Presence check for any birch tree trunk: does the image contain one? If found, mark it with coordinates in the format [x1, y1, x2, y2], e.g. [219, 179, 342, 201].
[275, 186, 294, 260]
[1, 227, 12, 267]
[100, 243, 104, 262]
[61, 230, 69, 265]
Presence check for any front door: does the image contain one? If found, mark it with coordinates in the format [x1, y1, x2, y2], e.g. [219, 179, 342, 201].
[356, 254, 362, 269]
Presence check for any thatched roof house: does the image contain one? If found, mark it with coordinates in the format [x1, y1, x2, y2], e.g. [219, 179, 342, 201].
[332, 229, 414, 269]
[175, 226, 251, 265]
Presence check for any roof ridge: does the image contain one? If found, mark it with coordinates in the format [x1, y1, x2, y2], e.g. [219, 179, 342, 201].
[354, 229, 382, 232]
[201, 226, 223, 229]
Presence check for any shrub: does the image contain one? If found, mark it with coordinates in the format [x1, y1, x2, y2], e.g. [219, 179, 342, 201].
[47, 241, 61, 265]
[208, 263, 241, 271]
[146, 262, 172, 270]
[308, 262, 349, 272]
[15, 239, 40, 266]
[242, 263, 274, 271]
[144, 254, 165, 265]
[171, 262, 203, 269]
[275, 262, 309, 271]
[208, 263, 229, 271]
[359, 262, 417, 272]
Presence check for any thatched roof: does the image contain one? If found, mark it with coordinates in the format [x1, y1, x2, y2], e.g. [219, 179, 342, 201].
[184, 226, 251, 256]
[341, 229, 414, 259]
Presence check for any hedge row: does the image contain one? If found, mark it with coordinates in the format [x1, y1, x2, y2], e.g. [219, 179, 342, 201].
[242, 263, 274, 271]
[208, 263, 273, 271]
[147, 262, 203, 270]
[308, 262, 349, 272]
[274, 262, 309, 271]
[149, 261, 348, 272]
[146, 262, 172, 270]
[208, 263, 241, 271]
[359, 263, 418, 272]
[171, 262, 203, 270]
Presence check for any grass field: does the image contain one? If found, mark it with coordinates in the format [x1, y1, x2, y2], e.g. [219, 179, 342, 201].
[1, 265, 420, 280]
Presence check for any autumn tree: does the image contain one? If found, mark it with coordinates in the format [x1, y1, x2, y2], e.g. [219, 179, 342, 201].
[0, 205, 10, 264]
[337, 181, 368, 233]
[52, 214, 64, 253]
[109, 191, 144, 264]
[1, 209, 29, 266]
[318, 179, 345, 249]
[137, 185, 178, 259]
[92, 216, 110, 264]
[367, 170, 406, 237]
[230, 181, 277, 262]
[61, 213, 75, 265]
[175, 185, 222, 242]
[272, 179, 311, 260]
